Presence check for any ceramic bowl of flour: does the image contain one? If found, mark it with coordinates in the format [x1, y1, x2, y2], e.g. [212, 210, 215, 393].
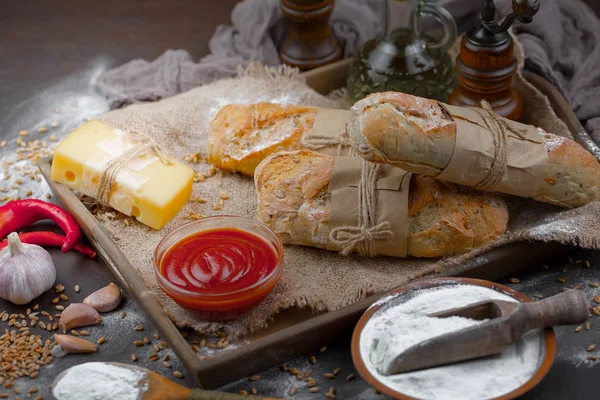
[351, 277, 556, 400]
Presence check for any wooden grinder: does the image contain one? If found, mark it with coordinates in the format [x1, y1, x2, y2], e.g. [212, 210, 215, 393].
[448, 0, 540, 121]
[279, 0, 342, 70]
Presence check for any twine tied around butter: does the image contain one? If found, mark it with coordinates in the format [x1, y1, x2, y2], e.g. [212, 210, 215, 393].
[96, 132, 172, 206]
[329, 159, 393, 256]
[471, 101, 529, 191]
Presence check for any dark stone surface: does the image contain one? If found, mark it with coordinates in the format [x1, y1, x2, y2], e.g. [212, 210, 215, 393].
[1, 1, 599, 399]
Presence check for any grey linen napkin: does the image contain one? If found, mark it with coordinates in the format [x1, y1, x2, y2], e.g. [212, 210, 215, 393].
[97, 0, 600, 144]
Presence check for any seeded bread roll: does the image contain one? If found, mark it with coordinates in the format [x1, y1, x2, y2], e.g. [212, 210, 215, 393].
[208, 103, 317, 176]
[255, 150, 509, 258]
[348, 92, 600, 208]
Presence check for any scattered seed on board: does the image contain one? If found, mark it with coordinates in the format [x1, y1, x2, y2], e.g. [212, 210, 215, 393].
[326, 393, 336, 399]
[59, 294, 68, 301]
[576, 326, 583, 333]
[250, 375, 260, 382]
[239, 390, 248, 395]
[130, 354, 137, 362]
[143, 337, 150, 344]
[97, 337, 106, 344]
[588, 355, 597, 361]
[289, 386, 297, 396]
[585, 261, 591, 268]
[173, 371, 184, 379]
[593, 308, 600, 317]
[320, 346, 327, 352]
[251, 388, 258, 395]
[588, 345, 596, 352]
[133, 341, 144, 347]
[347, 373, 356, 381]
[556, 277, 565, 283]
[590, 282, 599, 288]
[310, 387, 320, 393]
[509, 278, 520, 283]
[307, 381, 317, 388]
[324, 373, 335, 379]
[163, 361, 171, 368]
[333, 368, 341, 376]
[134, 326, 144, 331]
[121, 312, 127, 319]
[80, 330, 89, 336]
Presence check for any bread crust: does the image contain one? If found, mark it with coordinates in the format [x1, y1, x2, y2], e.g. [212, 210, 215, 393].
[348, 92, 600, 208]
[209, 103, 317, 176]
[256, 150, 509, 258]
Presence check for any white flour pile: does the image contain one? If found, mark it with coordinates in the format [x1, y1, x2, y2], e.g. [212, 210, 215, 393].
[360, 284, 545, 400]
[52, 362, 147, 400]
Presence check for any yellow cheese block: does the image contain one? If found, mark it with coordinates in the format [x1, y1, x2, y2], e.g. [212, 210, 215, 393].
[51, 120, 194, 230]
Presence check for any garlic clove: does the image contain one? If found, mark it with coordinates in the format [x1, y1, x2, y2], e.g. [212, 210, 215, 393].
[53, 334, 97, 355]
[83, 282, 122, 312]
[59, 303, 101, 332]
[0, 232, 56, 305]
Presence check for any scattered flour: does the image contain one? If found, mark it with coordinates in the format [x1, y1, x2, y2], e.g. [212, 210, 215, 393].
[53, 362, 147, 400]
[360, 284, 545, 400]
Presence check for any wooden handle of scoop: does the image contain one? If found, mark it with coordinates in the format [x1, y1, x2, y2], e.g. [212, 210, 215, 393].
[520, 289, 589, 330]
[189, 389, 283, 400]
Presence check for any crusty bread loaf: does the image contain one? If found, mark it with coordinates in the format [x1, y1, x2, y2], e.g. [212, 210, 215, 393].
[348, 92, 600, 208]
[209, 103, 317, 176]
[255, 150, 509, 258]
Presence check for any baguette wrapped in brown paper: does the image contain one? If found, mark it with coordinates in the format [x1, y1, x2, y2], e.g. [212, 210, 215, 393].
[348, 92, 600, 208]
[255, 150, 509, 258]
[209, 103, 351, 176]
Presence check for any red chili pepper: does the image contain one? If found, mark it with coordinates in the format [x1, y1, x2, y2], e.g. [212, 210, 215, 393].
[0, 232, 96, 258]
[0, 199, 81, 252]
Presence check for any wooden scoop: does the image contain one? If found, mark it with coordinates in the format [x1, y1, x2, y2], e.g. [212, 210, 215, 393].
[53, 362, 283, 400]
[382, 289, 589, 376]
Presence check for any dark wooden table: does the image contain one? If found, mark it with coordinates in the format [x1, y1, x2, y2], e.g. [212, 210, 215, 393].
[1, 1, 600, 399]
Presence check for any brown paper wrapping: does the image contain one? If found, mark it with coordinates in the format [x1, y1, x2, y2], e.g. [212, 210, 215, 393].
[326, 157, 412, 257]
[436, 103, 548, 198]
[303, 108, 353, 156]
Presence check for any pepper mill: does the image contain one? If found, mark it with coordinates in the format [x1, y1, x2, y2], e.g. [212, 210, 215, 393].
[447, 0, 540, 121]
[279, 0, 342, 70]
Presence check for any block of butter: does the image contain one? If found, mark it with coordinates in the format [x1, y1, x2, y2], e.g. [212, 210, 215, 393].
[51, 120, 194, 230]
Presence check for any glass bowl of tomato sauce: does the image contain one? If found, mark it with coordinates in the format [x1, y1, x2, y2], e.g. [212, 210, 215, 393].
[153, 216, 284, 320]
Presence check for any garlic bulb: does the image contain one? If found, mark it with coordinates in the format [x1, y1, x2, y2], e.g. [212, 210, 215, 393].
[0, 232, 56, 305]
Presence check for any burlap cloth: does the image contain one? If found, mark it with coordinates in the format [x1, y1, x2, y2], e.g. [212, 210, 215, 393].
[97, 43, 600, 339]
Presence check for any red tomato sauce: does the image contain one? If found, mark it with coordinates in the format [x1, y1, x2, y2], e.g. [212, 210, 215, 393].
[160, 228, 278, 295]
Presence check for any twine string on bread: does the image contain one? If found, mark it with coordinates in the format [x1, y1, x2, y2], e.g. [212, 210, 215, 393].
[471, 100, 529, 191]
[301, 130, 358, 156]
[329, 159, 393, 256]
[96, 132, 172, 207]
